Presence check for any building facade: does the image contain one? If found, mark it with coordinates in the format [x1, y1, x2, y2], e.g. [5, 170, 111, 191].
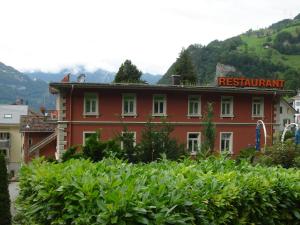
[0, 105, 28, 176]
[50, 82, 292, 159]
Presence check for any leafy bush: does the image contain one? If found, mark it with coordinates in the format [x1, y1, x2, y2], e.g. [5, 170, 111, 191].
[256, 141, 300, 168]
[236, 147, 257, 163]
[16, 157, 300, 225]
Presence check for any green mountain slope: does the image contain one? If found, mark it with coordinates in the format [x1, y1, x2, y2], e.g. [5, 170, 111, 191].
[159, 13, 300, 90]
[0, 62, 55, 109]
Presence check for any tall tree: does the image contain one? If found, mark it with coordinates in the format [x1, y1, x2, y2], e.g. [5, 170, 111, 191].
[0, 153, 11, 225]
[114, 60, 143, 83]
[174, 49, 197, 84]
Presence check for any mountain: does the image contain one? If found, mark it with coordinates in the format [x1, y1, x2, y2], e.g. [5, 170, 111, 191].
[26, 66, 162, 84]
[0, 62, 55, 109]
[159, 13, 300, 90]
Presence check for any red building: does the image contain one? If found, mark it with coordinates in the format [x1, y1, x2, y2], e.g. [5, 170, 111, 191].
[20, 110, 57, 162]
[49, 79, 292, 159]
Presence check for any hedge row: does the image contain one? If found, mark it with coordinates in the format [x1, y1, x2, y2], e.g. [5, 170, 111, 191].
[16, 158, 300, 225]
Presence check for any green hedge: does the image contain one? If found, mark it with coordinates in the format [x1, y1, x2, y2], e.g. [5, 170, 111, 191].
[16, 158, 300, 225]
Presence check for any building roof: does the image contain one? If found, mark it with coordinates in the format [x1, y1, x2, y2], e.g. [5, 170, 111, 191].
[281, 98, 297, 113]
[0, 105, 28, 125]
[20, 112, 57, 132]
[49, 82, 295, 95]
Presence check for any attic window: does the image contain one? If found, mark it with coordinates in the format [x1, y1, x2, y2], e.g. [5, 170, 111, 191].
[4, 114, 12, 119]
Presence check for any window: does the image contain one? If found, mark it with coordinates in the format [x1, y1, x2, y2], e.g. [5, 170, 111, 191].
[83, 131, 97, 145]
[220, 132, 233, 153]
[122, 94, 136, 116]
[221, 96, 233, 117]
[153, 95, 166, 116]
[29, 138, 33, 146]
[280, 106, 283, 114]
[0, 149, 7, 156]
[296, 101, 300, 107]
[283, 119, 291, 127]
[121, 132, 136, 150]
[84, 93, 98, 115]
[0, 133, 9, 140]
[188, 96, 201, 116]
[3, 114, 12, 119]
[252, 97, 264, 117]
[187, 132, 201, 152]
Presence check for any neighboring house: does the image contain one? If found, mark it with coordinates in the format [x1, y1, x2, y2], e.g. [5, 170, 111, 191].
[49, 78, 291, 158]
[0, 105, 28, 176]
[20, 110, 57, 163]
[275, 99, 297, 132]
[291, 91, 300, 124]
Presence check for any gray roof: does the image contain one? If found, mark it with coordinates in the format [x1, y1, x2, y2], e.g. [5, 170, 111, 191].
[0, 105, 28, 125]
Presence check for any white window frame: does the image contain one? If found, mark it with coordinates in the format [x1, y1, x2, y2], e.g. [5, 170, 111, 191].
[220, 132, 233, 154]
[220, 96, 233, 117]
[187, 132, 201, 153]
[152, 94, 167, 116]
[122, 93, 137, 117]
[188, 95, 201, 117]
[121, 131, 136, 150]
[82, 131, 97, 145]
[83, 93, 99, 116]
[252, 97, 264, 117]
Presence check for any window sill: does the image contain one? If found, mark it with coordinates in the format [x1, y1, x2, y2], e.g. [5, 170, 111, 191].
[187, 114, 202, 118]
[152, 114, 168, 117]
[252, 115, 264, 119]
[121, 114, 137, 118]
[220, 115, 234, 118]
[83, 113, 100, 118]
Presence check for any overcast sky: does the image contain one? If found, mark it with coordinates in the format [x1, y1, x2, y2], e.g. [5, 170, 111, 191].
[1, 0, 300, 75]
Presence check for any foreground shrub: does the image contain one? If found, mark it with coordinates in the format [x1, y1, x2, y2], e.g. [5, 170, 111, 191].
[16, 157, 300, 225]
[0, 153, 11, 225]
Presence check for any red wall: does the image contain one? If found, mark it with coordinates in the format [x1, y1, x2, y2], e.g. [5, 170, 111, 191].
[63, 88, 277, 155]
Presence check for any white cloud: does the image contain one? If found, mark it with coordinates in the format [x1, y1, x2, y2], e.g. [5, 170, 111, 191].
[0, 0, 300, 74]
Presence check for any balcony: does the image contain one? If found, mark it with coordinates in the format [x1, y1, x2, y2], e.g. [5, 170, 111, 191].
[0, 139, 10, 149]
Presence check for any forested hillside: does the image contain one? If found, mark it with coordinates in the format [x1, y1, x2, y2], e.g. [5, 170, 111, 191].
[159, 13, 300, 90]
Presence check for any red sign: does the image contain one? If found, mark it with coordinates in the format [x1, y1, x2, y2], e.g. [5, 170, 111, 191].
[217, 77, 284, 89]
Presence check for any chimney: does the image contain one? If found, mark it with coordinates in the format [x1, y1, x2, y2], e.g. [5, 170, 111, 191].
[171, 75, 181, 85]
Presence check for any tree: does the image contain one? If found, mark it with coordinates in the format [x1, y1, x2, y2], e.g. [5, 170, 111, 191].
[202, 103, 216, 155]
[114, 60, 143, 83]
[174, 49, 197, 84]
[0, 153, 11, 225]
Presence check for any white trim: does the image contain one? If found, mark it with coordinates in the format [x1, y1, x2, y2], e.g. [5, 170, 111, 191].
[220, 96, 234, 118]
[188, 95, 202, 117]
[186, 132, 201, 153]
[219, 132, 233, 153]
[152, 94, 167, 116]
[83, 92, 99, 116]
[121, 131, 136, 150]
[122, 93, 137, 117]
[82, 131, 97, 145]
[252, 97, 264, 118]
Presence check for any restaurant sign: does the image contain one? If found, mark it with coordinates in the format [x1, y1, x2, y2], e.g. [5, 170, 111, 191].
[217, 77, 284, 89]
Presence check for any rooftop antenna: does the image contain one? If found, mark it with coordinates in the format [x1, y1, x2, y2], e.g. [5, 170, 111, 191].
[77, 74, 86, 83]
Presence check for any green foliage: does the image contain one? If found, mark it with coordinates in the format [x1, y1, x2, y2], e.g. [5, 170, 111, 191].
[139, 120, 185, 162]
[16, 157, 300, 225]
[257, 141, 300, 168]
[202, 102, 216, 155]
[82, 132, 105, 162]
[235, 147, 257, 163]
[114, 60, 143, 83]
[173, 49, 197, 84]
[117, 128, 140, 163]
[0, 153, 11, 225]
[62, 145, 83, 162]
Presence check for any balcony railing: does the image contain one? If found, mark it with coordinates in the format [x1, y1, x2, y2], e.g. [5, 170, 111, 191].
[0, 139, 10, 149]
